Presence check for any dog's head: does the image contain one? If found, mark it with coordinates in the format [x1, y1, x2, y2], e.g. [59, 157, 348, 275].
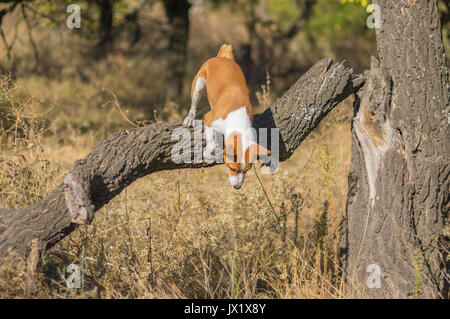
[223, 132, 270, 189]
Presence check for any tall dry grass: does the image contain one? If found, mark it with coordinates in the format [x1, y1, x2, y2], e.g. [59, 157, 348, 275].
[0, 71, 355, 298]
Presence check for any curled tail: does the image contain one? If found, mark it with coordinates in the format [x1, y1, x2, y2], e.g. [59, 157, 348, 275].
[217, 44, 234, 60]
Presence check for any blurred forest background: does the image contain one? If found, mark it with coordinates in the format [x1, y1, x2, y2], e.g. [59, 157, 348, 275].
[0, 0, 448, 298]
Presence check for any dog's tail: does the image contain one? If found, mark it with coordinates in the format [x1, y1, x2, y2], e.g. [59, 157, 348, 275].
[217, 44, 234, 60]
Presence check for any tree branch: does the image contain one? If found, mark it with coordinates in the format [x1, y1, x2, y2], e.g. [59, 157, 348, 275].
[0, 58, 364, 260]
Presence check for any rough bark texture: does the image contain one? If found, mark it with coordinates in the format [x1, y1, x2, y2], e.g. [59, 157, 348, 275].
[342, 0, 449, 298]
[0, 59, 364, 260]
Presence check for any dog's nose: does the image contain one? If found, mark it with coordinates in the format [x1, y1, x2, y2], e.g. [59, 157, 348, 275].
[233, 184, 241, 189]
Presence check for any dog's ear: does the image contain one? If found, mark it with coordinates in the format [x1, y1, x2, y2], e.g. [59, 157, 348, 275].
[247, 144, 271, 163]
[255, 144, 271, 156]
[223, 143, 236, 163]
[224, 133, 244, 163]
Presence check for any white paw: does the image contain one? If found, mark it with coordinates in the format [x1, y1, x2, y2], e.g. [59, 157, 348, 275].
[183, 115, 195, 127]
[203, 155, 215, 164]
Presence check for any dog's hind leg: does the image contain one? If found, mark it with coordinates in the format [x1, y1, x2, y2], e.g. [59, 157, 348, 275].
[183, 72, 206, 127]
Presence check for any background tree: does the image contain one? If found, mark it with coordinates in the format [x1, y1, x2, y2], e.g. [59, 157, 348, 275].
[93, 0, 115, 54]
[208, 0, 375, 92]
[162, 0, 191, 97]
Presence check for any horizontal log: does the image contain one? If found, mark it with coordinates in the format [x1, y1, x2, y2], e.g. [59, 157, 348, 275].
[0, 58, 364, 259]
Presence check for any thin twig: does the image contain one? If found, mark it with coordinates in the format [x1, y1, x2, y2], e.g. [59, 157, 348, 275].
[98, 217, 151, 235]
[163, 184, 189, 258]
[103, 88, 139, 128]
[253, 165, 282, 230]
[51, 248, 128, 270]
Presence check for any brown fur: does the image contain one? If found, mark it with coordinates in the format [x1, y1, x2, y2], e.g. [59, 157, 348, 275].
[191, 46, 252, 126]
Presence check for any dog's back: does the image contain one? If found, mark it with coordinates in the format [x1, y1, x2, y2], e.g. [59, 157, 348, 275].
[193, 45, 252, 120]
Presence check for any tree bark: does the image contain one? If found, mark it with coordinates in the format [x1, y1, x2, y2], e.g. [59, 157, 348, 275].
[0, 59, 364, 260]
[342, 0, 449, 298]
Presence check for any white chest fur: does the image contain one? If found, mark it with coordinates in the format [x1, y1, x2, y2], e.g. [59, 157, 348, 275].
[211, 106, 256, 154]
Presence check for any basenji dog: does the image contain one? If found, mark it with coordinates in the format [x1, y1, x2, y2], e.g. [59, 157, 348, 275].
[183, 44, 270, 189]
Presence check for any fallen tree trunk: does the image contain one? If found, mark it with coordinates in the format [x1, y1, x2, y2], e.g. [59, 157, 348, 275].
[0, 58, 364, 259]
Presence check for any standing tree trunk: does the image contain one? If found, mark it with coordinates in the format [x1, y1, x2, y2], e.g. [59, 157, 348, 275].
[162, 0, 191, 96]
[342, 0, 449, 298]
[96, 0, 115, 56]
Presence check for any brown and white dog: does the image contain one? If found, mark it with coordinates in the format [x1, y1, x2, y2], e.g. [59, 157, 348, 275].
[183, 44, 270, 189]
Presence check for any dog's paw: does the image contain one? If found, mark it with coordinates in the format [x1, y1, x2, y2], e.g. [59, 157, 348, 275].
[203, 151, 216, 164]
[183, 115, 195, 128]
[203, 157, 215, 164]
[260, 158, 278, 174]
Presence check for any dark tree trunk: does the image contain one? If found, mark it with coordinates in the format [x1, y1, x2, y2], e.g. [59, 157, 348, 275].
[0, 59, 363, 260]
[342, 0, 449, 298]
[96, 0, 115, 55]
[162, 0, 191, 96]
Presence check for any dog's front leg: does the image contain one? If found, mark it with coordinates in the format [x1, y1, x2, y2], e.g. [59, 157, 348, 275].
[183, 76, 206, 127]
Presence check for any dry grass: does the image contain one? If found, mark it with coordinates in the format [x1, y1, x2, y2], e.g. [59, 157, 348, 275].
[0, 71, 355, 298]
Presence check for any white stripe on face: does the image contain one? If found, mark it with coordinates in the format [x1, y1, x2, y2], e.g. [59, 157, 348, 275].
[229, 173, 244, 189]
